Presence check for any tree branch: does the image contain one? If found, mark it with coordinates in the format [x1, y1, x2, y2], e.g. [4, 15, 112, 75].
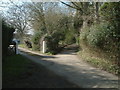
[60, 1, 82, 11]
[71, 2, 83, 13]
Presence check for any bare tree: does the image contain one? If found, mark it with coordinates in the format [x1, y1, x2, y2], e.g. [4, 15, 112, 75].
[26, 2, 47, 34]
[2, 1, 30, 38]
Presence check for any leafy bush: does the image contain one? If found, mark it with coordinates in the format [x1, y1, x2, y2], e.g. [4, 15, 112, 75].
[81, 22, 119, 51]
[64, 30, 76, 45]
[79, 2, 120, 72]
[80, 22, 119, 68]
[87, 23, 111, 48]
[45, 32, 61, 54]
[100, 2, 120, 23]
[100, 2, 120, 41]
[32, 30, 65, 54]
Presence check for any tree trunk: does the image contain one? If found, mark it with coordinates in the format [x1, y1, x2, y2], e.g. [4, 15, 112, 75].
[80, 16, 89, 33]
[94, 2, 99, 23]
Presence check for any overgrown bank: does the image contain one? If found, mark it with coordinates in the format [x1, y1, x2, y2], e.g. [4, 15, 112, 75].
[79, 2, 120, 76]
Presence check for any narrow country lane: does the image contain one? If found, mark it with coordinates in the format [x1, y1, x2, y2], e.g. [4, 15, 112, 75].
[19, 47, 119, 88]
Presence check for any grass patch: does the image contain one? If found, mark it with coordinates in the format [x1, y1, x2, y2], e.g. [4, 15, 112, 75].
[19, 44, 26, 48]
[19, 44, 33, 51]
[19, 44, 41, 53]
[45, 52, 54, 55]
[3, 55, 32, 77]
[2, 54, 36, 88]
[78, 51, 119, 76]
[3, 54, 79, 88]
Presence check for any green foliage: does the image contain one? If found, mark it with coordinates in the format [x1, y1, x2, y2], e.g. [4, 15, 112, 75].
[80, 22, 119, 53]
[45, 29, 77, 54]
[64, 30, 76, 45]
[74, 14, 83, 30]
[45, 32, 61, 54]
[32, 31, 43, 51]
[80, 26, 90, 42]
[100, 2, 120, 23]
[79, 2, 120, 74]
[100, 2, 120, 41]
[2, 20, 15, 60]
[80, 2, 120, 52]
[80, 22, 119, 71]
[87, 23, 111, 48]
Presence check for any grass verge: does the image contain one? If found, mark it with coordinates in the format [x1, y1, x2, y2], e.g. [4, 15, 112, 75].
[3, 54, 31, 77]
[19, 44, 53, 55]
[77, 50, 119, 76]
[19, 44, 44, 54]
[19, 44, 33, 51]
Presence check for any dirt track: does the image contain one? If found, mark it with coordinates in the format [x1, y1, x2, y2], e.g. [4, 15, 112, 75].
[19, 46, 118, 88]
